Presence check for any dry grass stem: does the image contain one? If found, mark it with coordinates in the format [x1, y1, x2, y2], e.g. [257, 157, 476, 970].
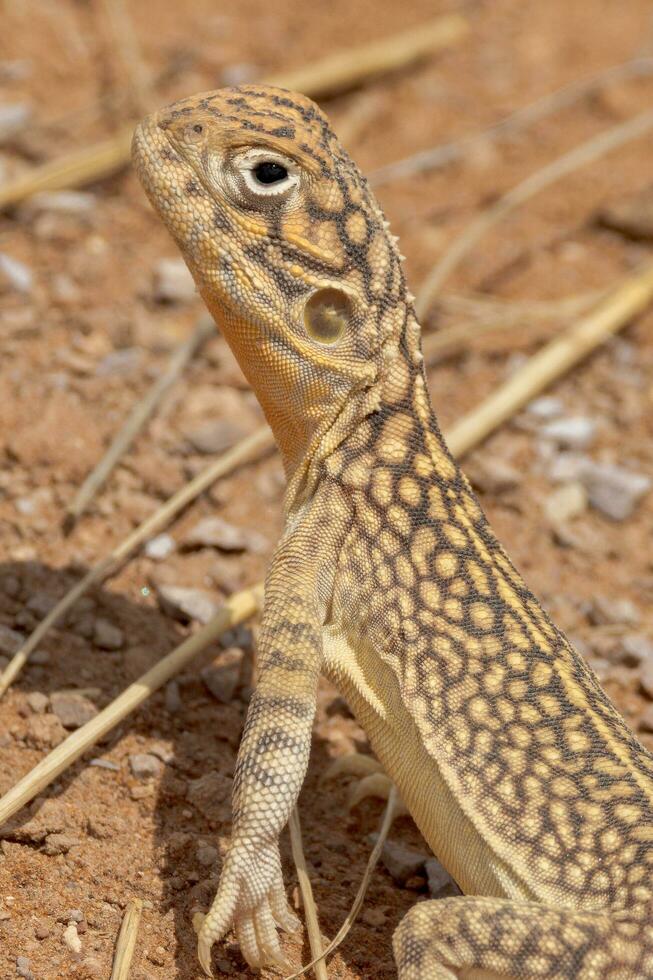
[416, 107, 653, 319]
[284, 788, 399, 980]
[0, 425, 273, 698]
[66, 315, 215, 528]
[445, 260, 653, 458]
[0, 15, 467, 211]
[100, 0, 153, 116]
[267, 14, 467, 99]
[371, 56, 653, 186]
[0, 584, 263, 828]
[110, 899, 144, 980]
[288, 808, 328, 980]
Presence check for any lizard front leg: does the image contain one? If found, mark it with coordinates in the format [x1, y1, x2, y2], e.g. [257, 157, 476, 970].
[198, 556, 324, 975]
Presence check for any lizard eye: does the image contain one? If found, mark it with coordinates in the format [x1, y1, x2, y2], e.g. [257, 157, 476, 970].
[232, 149, 300, 201]
[253, 161, 288, 185]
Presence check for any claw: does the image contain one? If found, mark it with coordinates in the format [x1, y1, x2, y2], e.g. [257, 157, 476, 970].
[197, 932, 215, 977]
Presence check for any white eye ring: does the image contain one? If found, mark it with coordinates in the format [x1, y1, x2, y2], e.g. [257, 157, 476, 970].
[235, 149, 300, 198]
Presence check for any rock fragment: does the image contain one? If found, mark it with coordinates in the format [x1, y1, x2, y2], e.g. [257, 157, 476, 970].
[144, 533, 176, 560]
[368, 835, 428, 885]
[539, 416, 596, 450]
[156, 584, 222, 624]
[182, 418, 249, 455]
[588, 596, 640, 627]
[129, 753, 162, 780]
[181, 515, 267, 553]
[0, 252, 33, 294]
[425, 857, 459, 897]
[93, 618, 124, 650]
[579, 461, 650, 521]
[50, 692, 98, 729]
[153, 257, 196, 303]
[544, 481, 587, 524]
[63, 922, 82, 954]
[201, 647, 245, 704]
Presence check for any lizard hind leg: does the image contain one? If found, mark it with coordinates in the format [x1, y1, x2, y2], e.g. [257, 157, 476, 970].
[393, 895, 652, 980]
[322, 752, 409, 816]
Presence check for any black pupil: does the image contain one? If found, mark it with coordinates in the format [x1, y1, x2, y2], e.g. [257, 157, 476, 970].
[254, 161, 288, 185]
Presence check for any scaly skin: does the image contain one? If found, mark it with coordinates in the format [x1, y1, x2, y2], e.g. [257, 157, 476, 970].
[132, 86, 653, 978]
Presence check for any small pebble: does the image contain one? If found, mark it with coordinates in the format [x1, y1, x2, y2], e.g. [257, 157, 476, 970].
[89, 758, 120, 771]
[201, 647, 245, 704]
[63, 922, 82, 955]
[93, 618, 124, 650]
[34, 920, 51, 940]
[587, 596, 640, 627]
[579, 461, 650, 521]
[25, 691, 49, 714]
[156, 584, 222, 625]
[181, 515, 267, 554]
[621, 634, 653, 668]
[527, 396, 564, 419]
[16, 956, 34, 980]
[0, 252, 33, 293]
[153, 257, 196, 303]
[544, 481, 587, 524]
[50, 692, 98, 729]
[183, 418, 249, 455]
[368, 835, 428, 885]
[425, 856, 458, 897]
[129, 753, 162, 780]
[540, 416, 596, 450]
[144, 533, 176, 560]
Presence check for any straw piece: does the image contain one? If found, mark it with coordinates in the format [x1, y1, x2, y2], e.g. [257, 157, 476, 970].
[110, 899, 144, 980]
[284, 788, 399, 980]
[0, 584, 263, 828]
[370, 56, 653, 186]
[267, 15, 468, 99]
[0, 15, 467, 211]
[0, 425, 273, 698]
[288, 808, 328, 980]
[444, 260, 653, 458]
[416, 107, 653, 319]
[65, 315, 215, 528]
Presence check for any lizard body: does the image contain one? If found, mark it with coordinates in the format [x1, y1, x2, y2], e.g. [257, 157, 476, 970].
[132, 86, 653, 978]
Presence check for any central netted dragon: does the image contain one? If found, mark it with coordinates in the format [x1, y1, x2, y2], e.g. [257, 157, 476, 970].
[132, 86, 653, 978]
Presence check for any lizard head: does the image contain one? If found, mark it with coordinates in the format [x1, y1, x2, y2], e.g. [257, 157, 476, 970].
[133, 85, 418, 486]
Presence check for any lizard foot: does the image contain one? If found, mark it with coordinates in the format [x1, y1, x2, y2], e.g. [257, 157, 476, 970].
[323, 753, 409, 816]
[197, 840, 301, 976]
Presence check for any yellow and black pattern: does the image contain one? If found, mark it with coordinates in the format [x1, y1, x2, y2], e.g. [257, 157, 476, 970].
[133, 85, 653, 978]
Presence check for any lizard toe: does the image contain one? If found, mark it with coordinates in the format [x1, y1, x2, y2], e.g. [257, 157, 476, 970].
[270, 880, 302, 934]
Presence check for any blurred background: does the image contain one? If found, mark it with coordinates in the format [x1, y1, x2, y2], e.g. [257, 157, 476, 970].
[0, 2, 652, 978]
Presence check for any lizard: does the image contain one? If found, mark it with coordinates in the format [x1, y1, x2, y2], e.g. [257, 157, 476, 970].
[132, 85, 653, 979]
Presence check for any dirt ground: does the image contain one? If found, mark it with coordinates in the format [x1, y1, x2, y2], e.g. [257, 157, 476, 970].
[1, 1, 653, 977]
